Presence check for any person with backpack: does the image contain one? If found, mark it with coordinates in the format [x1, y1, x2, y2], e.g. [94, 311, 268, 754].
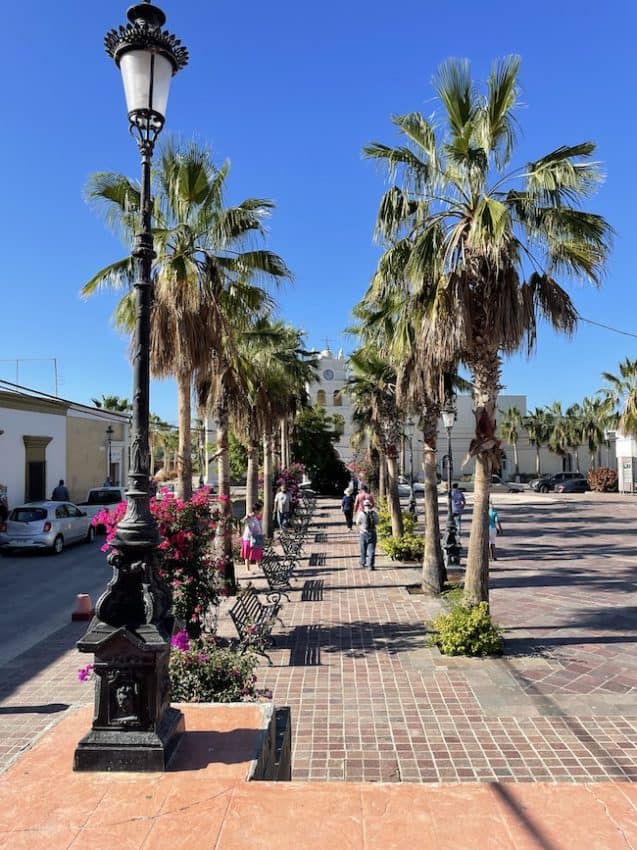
[450, 483, 466, 535]
[341, 487, 355, 531]
[355, 498, 379, 570]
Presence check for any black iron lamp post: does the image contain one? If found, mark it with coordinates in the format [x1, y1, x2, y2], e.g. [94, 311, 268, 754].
[441, 395, 461, 567]
[105, 425, 114, 480]
[74, 1, 188, 772]
[406, 419, 417, 519]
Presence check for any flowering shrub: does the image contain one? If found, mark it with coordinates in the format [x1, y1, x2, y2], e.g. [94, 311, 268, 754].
[587, 467, 618, 492]
[169, 630, 272, 702]
[93, 487, 225, 637]
[275, 463, 305, 511]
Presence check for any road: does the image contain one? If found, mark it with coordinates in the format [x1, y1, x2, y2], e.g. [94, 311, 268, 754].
[0, 538, 111, 666]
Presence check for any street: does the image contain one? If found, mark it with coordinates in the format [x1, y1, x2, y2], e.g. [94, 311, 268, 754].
[0, 538, 110, 666]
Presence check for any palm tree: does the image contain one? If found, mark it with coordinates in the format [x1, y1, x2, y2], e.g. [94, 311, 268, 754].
[547, 402, 569, 467]
[499, 406, 522, 479]
[600, 357, 637, 439]
[347, 349, 404, 539]
[523, 407, 552, 476]
[364, 56, 611, 605]
[82, 140, 291, 501]
[580, 395, 611, 469]
[91, 394, 131, 414]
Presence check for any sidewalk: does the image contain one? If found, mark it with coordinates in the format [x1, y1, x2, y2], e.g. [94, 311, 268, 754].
[0, 492, 636, 846]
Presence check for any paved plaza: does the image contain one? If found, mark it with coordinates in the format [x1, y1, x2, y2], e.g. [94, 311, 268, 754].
[0, 492, 636, 788]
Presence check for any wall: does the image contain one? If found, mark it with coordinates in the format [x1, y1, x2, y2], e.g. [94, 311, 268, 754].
[67, 413, 127, 503]
[0, 400, 67, 505]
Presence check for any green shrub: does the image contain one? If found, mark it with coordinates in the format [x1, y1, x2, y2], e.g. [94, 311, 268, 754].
[377, 501, 416, 540]
[380, 533, 424, 561]
[430, 602, 503, 657]
[587, 467, 618, 492]
[169, 631, 271, 702]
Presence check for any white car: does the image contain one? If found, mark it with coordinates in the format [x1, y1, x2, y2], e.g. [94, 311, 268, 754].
[0, 501, 95, 555]
[398, 482, 425, 497]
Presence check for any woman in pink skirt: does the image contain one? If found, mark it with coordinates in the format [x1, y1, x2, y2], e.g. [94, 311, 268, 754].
[240, 502, 264, 570]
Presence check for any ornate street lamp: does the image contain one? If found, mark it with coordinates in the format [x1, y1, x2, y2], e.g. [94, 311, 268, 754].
[105, 425, 114, 480]
[441, 394, 461, 567]
[74, 1, 188, 772]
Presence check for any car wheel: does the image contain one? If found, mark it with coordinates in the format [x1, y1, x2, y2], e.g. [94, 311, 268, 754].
[85, 526, 95, 544]
[539, 485, 549, 493]
[52, 535, 64, 555]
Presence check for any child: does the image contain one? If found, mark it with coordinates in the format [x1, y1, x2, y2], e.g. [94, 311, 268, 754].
[488, 501, 503, 560]
[241, 502, 264, 571]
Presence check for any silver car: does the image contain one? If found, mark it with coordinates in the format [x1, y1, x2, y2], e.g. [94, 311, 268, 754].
[0, 501, 95, 555]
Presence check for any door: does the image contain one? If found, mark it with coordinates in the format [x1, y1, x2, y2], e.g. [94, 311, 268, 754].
[27, 462, 46, 502]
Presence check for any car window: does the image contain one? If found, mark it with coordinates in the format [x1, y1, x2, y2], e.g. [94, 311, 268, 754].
[55, 506, 69, 519]
[10, 508, 47, 523]
[65, 504, 82, 517]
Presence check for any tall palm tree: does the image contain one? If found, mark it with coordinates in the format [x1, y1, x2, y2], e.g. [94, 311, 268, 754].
[580, 395, 611, 469]
[82, 140, 290, 501]
[499, 406, 522, 479]
[91, 394, 132, 413]
[364, 56, 611, 605]
[600, 357, 637, 439]
[523, 407, 552, 476]
[347, 349, 404, 538]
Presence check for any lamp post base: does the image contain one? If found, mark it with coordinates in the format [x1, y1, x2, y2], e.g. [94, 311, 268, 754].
[74, 706, 184, 772]
[442, 523, 461, 567]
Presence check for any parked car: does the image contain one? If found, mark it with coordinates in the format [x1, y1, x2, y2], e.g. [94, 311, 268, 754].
[489, 474, 524, 494]
[555, 478, 590, 493]
[0, 501, 94, 555]
[529, 472, 585, 493]
[398, 481, 425, 497]
[76, 486, 127, 532]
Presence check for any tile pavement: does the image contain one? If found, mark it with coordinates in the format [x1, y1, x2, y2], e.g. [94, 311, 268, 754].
[0, 492, 636, 784]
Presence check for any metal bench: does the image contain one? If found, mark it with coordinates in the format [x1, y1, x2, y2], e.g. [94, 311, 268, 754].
[261, 551, 295, 600]
[229, 585, 282, 664]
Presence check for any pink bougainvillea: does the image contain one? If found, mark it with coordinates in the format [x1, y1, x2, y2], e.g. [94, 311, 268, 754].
[93, 487, 224, 637]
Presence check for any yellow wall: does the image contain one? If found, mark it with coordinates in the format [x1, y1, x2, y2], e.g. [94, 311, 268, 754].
[66, 419, 126, 504]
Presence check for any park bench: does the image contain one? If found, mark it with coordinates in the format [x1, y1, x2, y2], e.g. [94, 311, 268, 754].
[261, 550, 296, 600]
[229, 585, 282, 665]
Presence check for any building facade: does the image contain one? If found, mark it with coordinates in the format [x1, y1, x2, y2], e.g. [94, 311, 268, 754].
[0, 388, 129, 507]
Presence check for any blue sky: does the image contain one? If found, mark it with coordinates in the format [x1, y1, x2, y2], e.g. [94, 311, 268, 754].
[1, 0, 635, 423]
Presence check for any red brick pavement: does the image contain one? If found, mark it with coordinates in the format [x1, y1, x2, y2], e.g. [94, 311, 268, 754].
[1, 492, 636, 784]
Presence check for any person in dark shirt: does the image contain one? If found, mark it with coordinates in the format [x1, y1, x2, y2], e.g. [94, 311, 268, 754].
[51, 480, 70, 501]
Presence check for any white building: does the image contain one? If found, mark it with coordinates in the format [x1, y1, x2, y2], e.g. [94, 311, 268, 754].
[307, 350, 616, 482]
[0, 387, 129, 506]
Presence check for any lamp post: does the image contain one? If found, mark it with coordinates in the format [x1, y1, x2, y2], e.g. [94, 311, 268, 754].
[406, 418, 416, 519]
[105, 425, 114, 481]
[441, 396, 461, 567]
[74, 1, 188, 772]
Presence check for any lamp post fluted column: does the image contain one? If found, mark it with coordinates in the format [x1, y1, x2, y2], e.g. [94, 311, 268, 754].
[441, 397, 461, 568]
[74, 1, 188, 773]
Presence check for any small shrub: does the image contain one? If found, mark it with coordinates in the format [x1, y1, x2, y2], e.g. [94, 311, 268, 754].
[377, 501, 416, 540]
[380, 533, 424, 561]
[169, 631, 271, 702]
[587, 467, 618, 492]
[430, 602, 503, 657]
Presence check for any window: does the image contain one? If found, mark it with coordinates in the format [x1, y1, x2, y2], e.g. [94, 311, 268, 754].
[66, 505, 82, 517]
[333, 390, 342, 407]
[10, 508, 47, 523]
[55, 506, 69, 519]
[316, 389, 326, 406]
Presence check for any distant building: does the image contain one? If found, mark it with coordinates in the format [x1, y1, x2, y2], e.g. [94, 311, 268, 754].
[0, 386, 129, 506]
[307, 352, 617, 481]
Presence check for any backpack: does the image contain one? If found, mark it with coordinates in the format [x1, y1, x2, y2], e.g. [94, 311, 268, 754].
[366, 511, 376, 531]
[342, 494, 354, 511]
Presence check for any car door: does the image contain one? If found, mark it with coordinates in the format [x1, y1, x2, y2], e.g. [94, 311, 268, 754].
[64, 503, 86, 542]
[55, 504, 71, 539]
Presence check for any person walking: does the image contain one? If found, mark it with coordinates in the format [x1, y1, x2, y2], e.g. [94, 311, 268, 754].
[51, 480, 70, 501]
[273, 484, 291, 530]
[353, 484, 374, 516]
[488, 501, 503, 560]
[341, 487, 355, 531]
[240, 502, 265, 571]
[451, 483, 466, 535]
[356, 498, 379, 570]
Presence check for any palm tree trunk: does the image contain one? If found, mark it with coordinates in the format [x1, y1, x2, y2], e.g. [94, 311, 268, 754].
[421, 421, 446, 593]
[262, 431, 273, 538]
[535, 446, 541, 476]
[464, 356, 500, 607]
[513, 442, 519, 479]
[214, 384, 236, 594]
[246, 431, 259, 513]
[176, 371, 193, 500]
[385, 449, 404, 539]
[379, 453, 387, 501]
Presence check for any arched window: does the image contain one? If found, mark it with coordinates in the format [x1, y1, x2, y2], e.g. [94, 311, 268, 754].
[316, 389, 326, 406]
[333, 390, 343, 407]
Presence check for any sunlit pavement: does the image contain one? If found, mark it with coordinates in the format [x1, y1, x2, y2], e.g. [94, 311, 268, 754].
[0, 493, 636, 848]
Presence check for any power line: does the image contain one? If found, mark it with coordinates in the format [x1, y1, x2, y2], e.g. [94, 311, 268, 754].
[577, 315, 637, 340]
